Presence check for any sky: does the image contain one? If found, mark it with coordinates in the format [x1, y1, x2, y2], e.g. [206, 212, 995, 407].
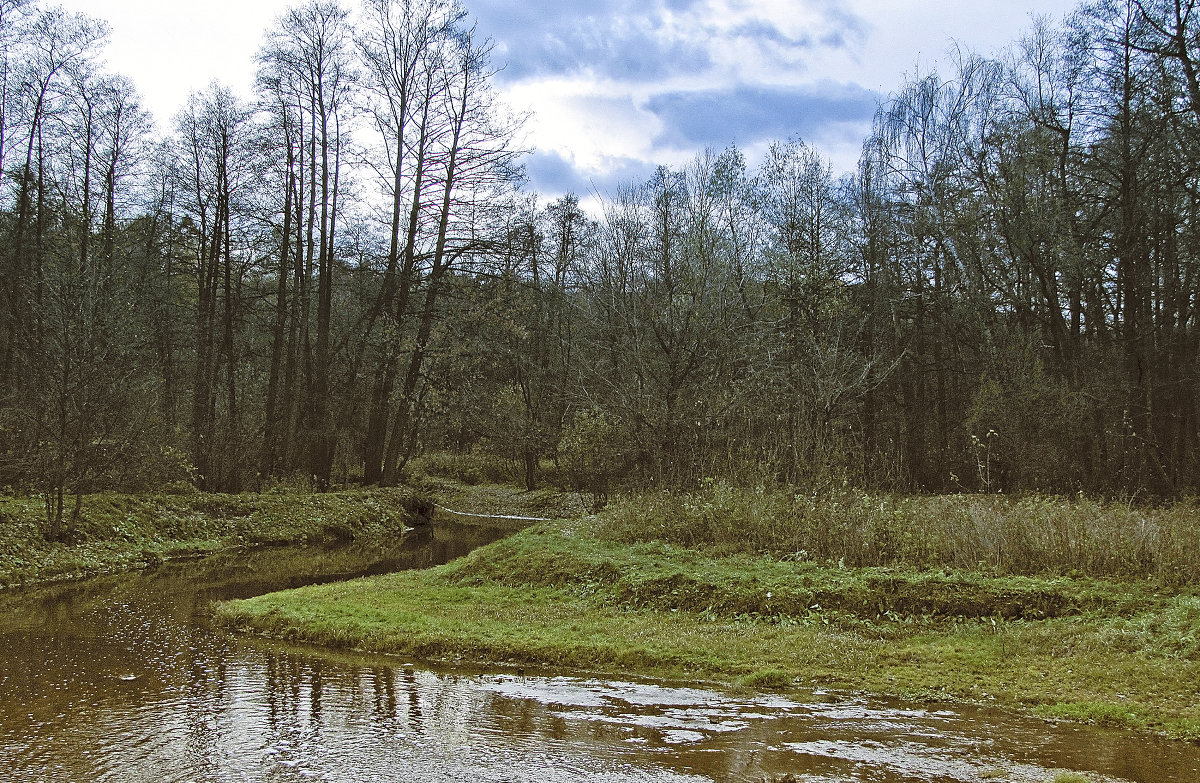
[57, 0, 1082, 199]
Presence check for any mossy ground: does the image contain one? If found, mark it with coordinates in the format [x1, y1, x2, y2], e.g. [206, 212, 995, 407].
[217, 487, 1200, 742]
[0, 487, 424, 587]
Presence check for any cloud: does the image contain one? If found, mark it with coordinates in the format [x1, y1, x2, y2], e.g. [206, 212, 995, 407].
[524, 149, 656, 198]
[475, 0, 710, 82]
[523, 149, 580, 194]
[474, 1, 878, 196]
[819, 3, 871, 50]
[644, 82, 881, 149]
[473, 0, 866, 85]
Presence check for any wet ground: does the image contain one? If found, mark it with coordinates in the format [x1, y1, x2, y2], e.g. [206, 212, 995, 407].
[1, 523, 1198, 782]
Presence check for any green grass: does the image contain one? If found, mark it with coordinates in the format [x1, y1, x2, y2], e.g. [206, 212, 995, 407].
[434, 525, 1158, 620]
[0, 487, 427, 586]
[738, 668, 795, 689]
[217, 498, 1200, 741]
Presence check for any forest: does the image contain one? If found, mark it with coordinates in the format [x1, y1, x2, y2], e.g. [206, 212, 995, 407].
[1, 0, 1199, 535]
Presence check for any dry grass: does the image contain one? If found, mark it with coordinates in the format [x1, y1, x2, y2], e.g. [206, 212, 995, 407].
[596, 484, 1200, 583]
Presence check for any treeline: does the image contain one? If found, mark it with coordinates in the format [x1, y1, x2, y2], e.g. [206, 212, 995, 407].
[419, 0, 1200, 500]
[1, 0, 1199, 530]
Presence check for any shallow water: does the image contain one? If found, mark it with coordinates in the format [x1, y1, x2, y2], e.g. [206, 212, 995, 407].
[1, 523, 1198, 783]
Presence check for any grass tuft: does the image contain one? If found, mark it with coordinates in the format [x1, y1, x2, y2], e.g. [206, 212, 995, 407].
[739, 669, 794, 689]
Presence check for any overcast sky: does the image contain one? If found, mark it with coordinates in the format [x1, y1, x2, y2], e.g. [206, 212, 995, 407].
[58, 0, 1081, 197]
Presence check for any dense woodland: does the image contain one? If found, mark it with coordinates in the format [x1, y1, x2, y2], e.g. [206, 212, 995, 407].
[1, 0, 1200, 530]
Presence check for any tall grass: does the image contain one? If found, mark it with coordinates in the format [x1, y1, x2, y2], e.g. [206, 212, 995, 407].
[594, 483, 1200, 584]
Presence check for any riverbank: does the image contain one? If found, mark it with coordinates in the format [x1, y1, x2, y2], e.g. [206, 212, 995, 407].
[216, 484, 1200, 742]
[0, 487, 429, 587]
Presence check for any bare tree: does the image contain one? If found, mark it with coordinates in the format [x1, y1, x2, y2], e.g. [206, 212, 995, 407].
[357, 0, 457, 484]
[0, 6, 106, 402]
[257, 0, 355, 487]
[356, 12, 523, 485]
[175, 84, 257, 491]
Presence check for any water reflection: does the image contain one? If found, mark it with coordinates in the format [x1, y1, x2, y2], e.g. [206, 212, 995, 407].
[0, 524, 1198, 782]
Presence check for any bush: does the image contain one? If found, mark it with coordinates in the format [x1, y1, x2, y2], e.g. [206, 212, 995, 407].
[407, 451, 519, 486]
[558, 410, 631, 508]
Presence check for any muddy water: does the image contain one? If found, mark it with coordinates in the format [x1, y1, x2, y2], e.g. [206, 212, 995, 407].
[1, 525, 1198, 783]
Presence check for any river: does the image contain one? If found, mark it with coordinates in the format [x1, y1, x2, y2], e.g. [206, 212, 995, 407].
[1, 522, 1198, 782]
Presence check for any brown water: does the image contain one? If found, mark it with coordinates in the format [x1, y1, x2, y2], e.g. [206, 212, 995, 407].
[1, 524, 1198, 783]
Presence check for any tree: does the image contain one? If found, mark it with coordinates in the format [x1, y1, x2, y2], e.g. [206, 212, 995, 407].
[1, 18, 157, 534]
[757, 139, 867, 481]
[367, 18, 524, 486]
[257, 0, 354, 488]
[0, 6, 106, 407]
[356, 0, 458, 485]
[174, 84, 257, 491]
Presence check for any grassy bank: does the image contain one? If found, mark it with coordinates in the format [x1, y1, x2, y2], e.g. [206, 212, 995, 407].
[216, 484, 1200, 740]
[0, 487, 426, 587]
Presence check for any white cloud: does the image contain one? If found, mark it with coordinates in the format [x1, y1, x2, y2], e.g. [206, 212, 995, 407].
[58, 0, 284, 129]
[509, 87, 668, 175]
[499, 0, 1083, 194]
[835, 0, 1079, 89]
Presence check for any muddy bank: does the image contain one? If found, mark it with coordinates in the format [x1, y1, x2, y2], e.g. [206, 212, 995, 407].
[0, 487, 430, 588]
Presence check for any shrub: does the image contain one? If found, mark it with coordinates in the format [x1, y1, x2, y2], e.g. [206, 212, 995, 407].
[558, 410, 631, 508]
[408, 451, 519, 486]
